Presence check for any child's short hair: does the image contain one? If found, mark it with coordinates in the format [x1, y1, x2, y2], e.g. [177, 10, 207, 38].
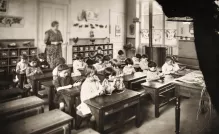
[85, 65, 97, 77]
[141, 54, 148, 59]
[118, 50, 124, 55]
[20, 54, 28, 60]
[29, 56, 39, 66]
[102, 55, 110, 62]
[38, 53, 46, 59]
[125, 58, 133, 65]
[56, 57, 66, 66]
[96, 55, 104, 62]
[76, 53, 83, 60]
[165, 56, 174, 62]
[136, 54, 141, 59]
[86, 58, 94, 66]
[148, 61, 157, 68]
[104, 67, 116, 79]
[58, 64, 69, 72]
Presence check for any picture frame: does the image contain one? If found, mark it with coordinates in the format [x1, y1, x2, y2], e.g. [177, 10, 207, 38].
[0, 0, 8, 14]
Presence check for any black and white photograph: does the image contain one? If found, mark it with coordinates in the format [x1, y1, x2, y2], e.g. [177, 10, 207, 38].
[0, 0, 219, 134]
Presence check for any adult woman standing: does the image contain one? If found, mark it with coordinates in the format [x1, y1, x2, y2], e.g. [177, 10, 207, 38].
[44, 21, 63, 68]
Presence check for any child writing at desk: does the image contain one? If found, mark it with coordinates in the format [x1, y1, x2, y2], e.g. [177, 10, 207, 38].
[110, 59, 123, 76]
[73, 53, 87, 75]
[117, 50, 126, 63]
[93, 55, 104, 72]
[146, 61, 164, 82]
[123, 58, 136, 75]
[77, 65, 105, 117]
[53, 64, 73, 110]
[140, 54, 149, 73]
[26, 56, 43, 90]
[53, 57, 66, 79]
[162, 56, 180, 75]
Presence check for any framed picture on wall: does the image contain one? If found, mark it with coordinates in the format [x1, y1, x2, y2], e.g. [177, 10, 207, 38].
[0, 0, 8, 14]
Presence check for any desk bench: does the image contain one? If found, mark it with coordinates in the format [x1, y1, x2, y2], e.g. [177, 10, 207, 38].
[0, 88, 24, 103]
[1, 109, 73, 134]
[0, 96, 45, 122]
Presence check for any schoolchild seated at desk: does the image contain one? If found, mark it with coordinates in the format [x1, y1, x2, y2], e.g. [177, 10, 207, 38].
[73, 53, 87, 76]
[38, 53, 50, 70]
[52, 57, 66, 79]
[117, 50, 126, 63]
[77, 65, 105, 118]
[110, 59, 123, 76]
[93, 55, 105, 72]
[102, 67, 125, 95]
[102, 55, 111, 68]
[86, 52, 96, 65]
[146, 61, 164, 82]
[26, 56, 43, 90]
[132, 53, 141, 66]
[162, 56, 181, 80]
[123, 58, 136, 75]
[140, 54, 149, 73]
[53, 64, 73, 111]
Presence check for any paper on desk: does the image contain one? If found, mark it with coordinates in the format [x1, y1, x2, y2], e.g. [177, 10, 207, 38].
[77, 103, 91, 115]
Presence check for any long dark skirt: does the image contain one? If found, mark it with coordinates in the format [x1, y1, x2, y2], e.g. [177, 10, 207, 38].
[45, 44, 62, 69]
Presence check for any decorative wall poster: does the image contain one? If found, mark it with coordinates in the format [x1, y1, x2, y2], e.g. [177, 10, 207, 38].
[86, 10, 99, 21]
[115, 25, 121, 36]
[141, 29, 149, 43]
[0, 0, 8, 14]
[129, 24, 135, 35]
[165, 29, 177, 46]
[77, 9, 99, 22]
[153, 29, 162, 44]
[0, 15, 24, 27]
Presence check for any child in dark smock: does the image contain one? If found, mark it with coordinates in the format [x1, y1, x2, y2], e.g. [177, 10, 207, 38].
[53, 64, 73, 110]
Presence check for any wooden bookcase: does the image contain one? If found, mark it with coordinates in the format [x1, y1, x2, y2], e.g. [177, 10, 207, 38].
[72, 44, 113, 60]
[0, 39, 37, 74]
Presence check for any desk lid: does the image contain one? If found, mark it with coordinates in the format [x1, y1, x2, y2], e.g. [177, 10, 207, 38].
[85, 89, 140, 109]
[1, 109, 73, 134]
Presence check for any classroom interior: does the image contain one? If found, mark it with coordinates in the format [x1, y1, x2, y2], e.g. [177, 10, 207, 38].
[0, 0, 218, 134]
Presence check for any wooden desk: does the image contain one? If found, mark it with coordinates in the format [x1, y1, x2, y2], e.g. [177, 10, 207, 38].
[30, 72, 53, 96]
[85, 89, 141, 134]
[174, 80, 203, 134]
[141, 79, 176, 118]
[1, 109, 73, 134]
[0, 88, 24, 103]
[0, 96, 45, 122]
[41, 81, 81, 128]
[123, 72, 146, 89]
[41, 81, 55, 110]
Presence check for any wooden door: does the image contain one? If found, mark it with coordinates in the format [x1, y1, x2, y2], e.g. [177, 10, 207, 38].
[109, 10, 125, 58]
[38, 2, 67, 53]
